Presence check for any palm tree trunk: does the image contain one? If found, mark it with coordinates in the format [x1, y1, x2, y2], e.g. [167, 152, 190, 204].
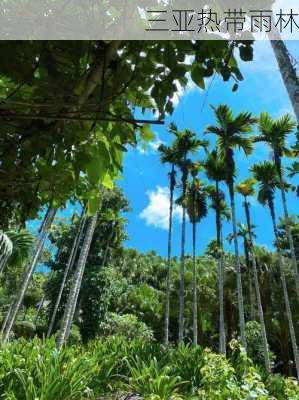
[278, 172, 299, 298]
[192, 219, 198, 346]
[1, 207, 56, 342]
[34, 295, 45, 325]
[271, 40, 299, 122]
[178, 169, 187, 342]
[244, 239, 255, 321]
[216, 181, 226, 355]
[47, 209, 87, 338]
[0, 232, 13, 273]
[268, 198, 299, 378]
[56, 212, 98, 350]
[228, 183, 247, 349]
[164, 165, 175, 345]
[244, 199, 271, 373]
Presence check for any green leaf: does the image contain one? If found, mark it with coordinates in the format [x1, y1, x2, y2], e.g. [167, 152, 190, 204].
[86, 142, 110, 185]
[140, 124, 155, 142]
[191, 65, 205, 89]
[102, 172, 114, 190]
[87, 193, 101, 216]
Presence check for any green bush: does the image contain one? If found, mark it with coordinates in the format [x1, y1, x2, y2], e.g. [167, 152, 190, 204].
[13, 320, 36, 338]
[0, 337, 297, 400]
[100, 312, 154, 342]
[0, 338, 98, 400]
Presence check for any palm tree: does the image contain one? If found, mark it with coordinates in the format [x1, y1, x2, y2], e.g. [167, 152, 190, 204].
[4, 230, 34, 271]
[47, 208, 87, 338]
[236, 178, 271, 372]
[288, 161, 299, 178]
[56, 212, 98, 350]
[185, 165, 208, 346]
[0, 231, 13, 273]
[205, 149, 229, 355]
[256, 112, 299, 298]
[158, 143, 178, 345]
[252, 161, 299, 377]
[206, 105, 257, 349]
[2, 206, 56, 342]
[170, 124, 208, 342]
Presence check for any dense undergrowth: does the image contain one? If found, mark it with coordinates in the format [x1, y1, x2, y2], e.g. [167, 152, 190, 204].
[0, 336, 298, 400]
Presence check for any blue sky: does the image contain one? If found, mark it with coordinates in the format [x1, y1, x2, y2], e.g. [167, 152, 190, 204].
[119, 40, 299, 256]
[29, 41, 299, 259]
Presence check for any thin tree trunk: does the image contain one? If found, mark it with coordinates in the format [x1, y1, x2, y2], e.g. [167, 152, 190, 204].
[34, 295, 45, 325]
[228, 183, 247, 349]
[192, 219, 198, 346]
[164, 165, 175, 345]
[271, 40, 299, 122]
[216, 181, 226, 355]
[244, 199, 271, 373]
[178, 168, 187, 342]
[2, 207, 56, 342]
[0, 232, 13, 273]
[56, 212, 98, 350]
[47, 209, 87, 338]
[244, 239, 255, 321]
[278, 174, 299, 298]
[268, 199, 299, 378]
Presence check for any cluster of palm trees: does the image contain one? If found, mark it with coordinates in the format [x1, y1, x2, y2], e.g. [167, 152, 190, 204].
[0, 102, 297, 378]
[159, 105, 299, 376]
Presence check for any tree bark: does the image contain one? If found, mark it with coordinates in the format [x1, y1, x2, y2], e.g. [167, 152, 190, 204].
[268, 198, 299, 378]
[244, 238, 255, 321]
[192, 219, 198, 346]
[244, 199, 271, 373]
[178, 165, 187, 342]
[228, 183, 247, 350]
[216, 181, 226, 355]
[164, 165, 175, 345]
[271, 40, 299, 122]
[1, 207, 56, 342]
[278, 172, 299, 298]
[47, 209, 87, 338]
[0, 232, 13, 273]
[34, 295, 45, 325]
[56, 212, 98, 350]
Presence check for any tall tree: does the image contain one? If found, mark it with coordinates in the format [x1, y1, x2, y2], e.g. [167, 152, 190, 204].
[186, 165, 208, 346]
[47, 208, 87, 338]
[170, 124, 208, 342]
[206, 105, 256, 349]
[256, 112, 299, 297]
[236, 178, 271, 372]
[205, 149, 228, 354]
[158, 143, 178, 345]
[56, 212, 98, 350]
[1, 206, 56, 342]
[252, 161, 299, 378]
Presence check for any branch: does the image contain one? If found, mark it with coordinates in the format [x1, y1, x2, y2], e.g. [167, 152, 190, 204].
[0, 112, 164, 126]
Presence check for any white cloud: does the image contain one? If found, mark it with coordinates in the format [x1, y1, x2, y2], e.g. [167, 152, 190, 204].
[139, 186, 182, 230]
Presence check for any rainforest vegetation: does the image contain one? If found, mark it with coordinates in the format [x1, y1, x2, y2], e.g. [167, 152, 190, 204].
[0, 40, 299, 399]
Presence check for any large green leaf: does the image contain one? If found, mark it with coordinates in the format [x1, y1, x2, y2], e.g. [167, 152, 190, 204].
[191, 65, 205, 89]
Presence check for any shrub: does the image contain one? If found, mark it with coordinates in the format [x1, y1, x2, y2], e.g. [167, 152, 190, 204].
[13, 320, 36, 338]
[0, 338, 98, 400]
[126, 356, 184, 400]
[100, 313, 154, 342]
